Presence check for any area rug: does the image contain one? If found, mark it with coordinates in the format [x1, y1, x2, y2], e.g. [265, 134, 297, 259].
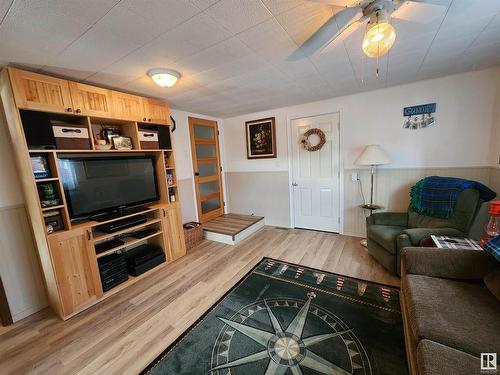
[142, 258, 407, 375]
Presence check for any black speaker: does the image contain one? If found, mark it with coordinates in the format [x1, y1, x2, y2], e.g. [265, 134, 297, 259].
[20, 110, 56, 149]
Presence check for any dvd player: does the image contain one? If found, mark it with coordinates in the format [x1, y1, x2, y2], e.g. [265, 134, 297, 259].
[97, 215, 148, 233]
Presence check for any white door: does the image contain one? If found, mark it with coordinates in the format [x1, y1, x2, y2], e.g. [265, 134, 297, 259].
[291, 113, 340, 232]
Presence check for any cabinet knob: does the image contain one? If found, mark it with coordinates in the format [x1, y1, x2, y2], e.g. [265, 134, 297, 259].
[143, 117, 146, 121]
[75, 108, 81, 114]
[66, 107, 73, 112]
[148, 118, 152, 122]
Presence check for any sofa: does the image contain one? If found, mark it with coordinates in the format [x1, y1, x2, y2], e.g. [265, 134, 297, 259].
[367, 189, 481, 276]
[400, 247, 500, 375]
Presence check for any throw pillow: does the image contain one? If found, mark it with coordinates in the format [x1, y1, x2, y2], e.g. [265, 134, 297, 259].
[484, 235, 500, 262]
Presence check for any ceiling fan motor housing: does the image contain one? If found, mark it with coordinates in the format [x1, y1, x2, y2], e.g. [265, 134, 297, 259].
[363, 0, 396, 18]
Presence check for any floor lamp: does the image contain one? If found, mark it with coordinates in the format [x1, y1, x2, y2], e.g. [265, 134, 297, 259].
[355, 145, 391, 247]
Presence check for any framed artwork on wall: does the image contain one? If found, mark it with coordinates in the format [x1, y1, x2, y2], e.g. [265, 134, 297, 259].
[245, 117, 277, 159]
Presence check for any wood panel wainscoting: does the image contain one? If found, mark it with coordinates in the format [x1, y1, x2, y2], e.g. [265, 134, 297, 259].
[0, 227, 398, 374]
[0, 66, 185, 321]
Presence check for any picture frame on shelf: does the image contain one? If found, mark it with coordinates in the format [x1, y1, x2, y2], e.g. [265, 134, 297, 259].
[245, 117, 277, 159]
[30, 154, 51, 179]
[112, 136, 133, 150]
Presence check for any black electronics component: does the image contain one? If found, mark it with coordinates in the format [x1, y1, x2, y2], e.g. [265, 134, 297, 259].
[58, 155, 159, 221]
[95, 239, 125, 254]
[98, 253, 128, 292]
[125, 245, 165, 276]
[130, 228, 158, 239]
[97, 215, 148, 233]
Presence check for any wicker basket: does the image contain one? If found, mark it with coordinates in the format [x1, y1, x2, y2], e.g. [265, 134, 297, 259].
[183, 222, 203, 250]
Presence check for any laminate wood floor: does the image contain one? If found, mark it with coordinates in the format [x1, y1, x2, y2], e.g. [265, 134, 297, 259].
[0, 227, 399, 375]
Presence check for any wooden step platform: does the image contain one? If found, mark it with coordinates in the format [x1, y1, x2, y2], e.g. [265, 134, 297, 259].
[203, 213, 265, 245]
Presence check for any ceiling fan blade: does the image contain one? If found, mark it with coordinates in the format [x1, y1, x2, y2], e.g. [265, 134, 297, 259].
[321, 17, 367, 53]
[391, 1, 447, 24]
[297, 6, 363, 56]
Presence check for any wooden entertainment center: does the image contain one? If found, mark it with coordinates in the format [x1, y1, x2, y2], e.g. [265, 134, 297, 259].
[0, 67, 186, 320]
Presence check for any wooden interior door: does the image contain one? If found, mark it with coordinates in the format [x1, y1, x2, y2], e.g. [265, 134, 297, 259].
[189, 117, 224, 223]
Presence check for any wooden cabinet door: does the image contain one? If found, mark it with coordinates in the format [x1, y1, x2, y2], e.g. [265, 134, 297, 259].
[8, 68, 74, 114]
[48, 228, 102, 317]
[69, 82, 113, 117]
[161, 203, 186, 260]
[142, 98, 170, 125]
[111, 91, 145, 121]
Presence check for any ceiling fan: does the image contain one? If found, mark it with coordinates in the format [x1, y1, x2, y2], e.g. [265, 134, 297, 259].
[301, 0, 447, 58]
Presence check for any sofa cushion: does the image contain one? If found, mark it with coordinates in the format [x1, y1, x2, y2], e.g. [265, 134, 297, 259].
[484, 268, 500, 301]
[417, 339, 479, 375]
[402, 274, 500, 358]
[367, 225, 406, 255]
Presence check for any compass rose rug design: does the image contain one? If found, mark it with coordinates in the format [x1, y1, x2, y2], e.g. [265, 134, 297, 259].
[142, 259, 407, 375]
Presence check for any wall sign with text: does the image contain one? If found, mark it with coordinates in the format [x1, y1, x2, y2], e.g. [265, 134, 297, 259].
[403, 103, 436, 130]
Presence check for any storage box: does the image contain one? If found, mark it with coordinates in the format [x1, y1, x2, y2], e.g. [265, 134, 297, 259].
[52, 121, 91, 150]
[139, 129, 159, 149]
[43, 210, 64, 233]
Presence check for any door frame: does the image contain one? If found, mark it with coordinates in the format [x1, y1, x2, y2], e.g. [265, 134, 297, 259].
[287, 110, 344, 234]
[188, 116, 225, 223]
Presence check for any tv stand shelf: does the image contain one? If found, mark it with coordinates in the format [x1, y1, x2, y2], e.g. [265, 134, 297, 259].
[95, 230, 163, 259]
[0, 67, 186, 320]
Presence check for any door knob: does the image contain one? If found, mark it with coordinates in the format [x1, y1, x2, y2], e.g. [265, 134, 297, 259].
[292, 182, 298, 187]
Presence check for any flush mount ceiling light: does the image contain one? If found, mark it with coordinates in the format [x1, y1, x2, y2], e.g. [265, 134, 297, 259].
[362, 9, 396, 58]
[147, 68, 181, 88]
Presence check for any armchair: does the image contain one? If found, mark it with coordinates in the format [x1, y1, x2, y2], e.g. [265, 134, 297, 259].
[366, 189, 481, 276]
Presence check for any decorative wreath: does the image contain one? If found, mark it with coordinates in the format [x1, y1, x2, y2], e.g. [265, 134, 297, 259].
[300, 128, 326, 152]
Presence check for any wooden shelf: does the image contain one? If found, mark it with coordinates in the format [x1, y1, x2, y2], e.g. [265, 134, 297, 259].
[41, 205, 65, 212]
[102, 260, 168, 298]
[167, 184, 177, 188]
[93, 218, 162, 242]
[95, 231, 163, 259]
[1, 67, 186, 321]
[35, 177, 59, 182]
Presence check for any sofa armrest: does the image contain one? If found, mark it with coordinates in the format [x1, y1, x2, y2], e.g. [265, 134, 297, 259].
[367, 212, 408, 226]
[401, 227, 463, 246]
[401, 247, 498, 279]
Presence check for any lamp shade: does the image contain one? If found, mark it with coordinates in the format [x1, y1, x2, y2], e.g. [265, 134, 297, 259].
[354, 145, 391, 166]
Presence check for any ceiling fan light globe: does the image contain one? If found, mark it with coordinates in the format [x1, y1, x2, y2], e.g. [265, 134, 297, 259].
[362, 21, 396, 58]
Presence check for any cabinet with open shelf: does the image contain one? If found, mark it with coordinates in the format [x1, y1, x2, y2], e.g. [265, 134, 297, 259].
[0, 66, 186, 320]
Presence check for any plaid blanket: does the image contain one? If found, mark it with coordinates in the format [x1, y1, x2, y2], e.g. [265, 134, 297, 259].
[484, 235, 500, 262]
[410, 176, 496, 219]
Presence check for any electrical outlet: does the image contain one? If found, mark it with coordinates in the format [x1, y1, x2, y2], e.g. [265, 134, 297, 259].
[351, 172, 358, 182]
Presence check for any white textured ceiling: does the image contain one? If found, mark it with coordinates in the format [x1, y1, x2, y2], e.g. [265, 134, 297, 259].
[0, 0, 499, 117]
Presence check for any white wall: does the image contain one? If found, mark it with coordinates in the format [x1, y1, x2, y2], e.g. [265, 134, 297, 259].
[223, 68, 500, 229]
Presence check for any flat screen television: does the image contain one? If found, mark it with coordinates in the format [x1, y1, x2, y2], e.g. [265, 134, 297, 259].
[59, 155, 159, 220]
